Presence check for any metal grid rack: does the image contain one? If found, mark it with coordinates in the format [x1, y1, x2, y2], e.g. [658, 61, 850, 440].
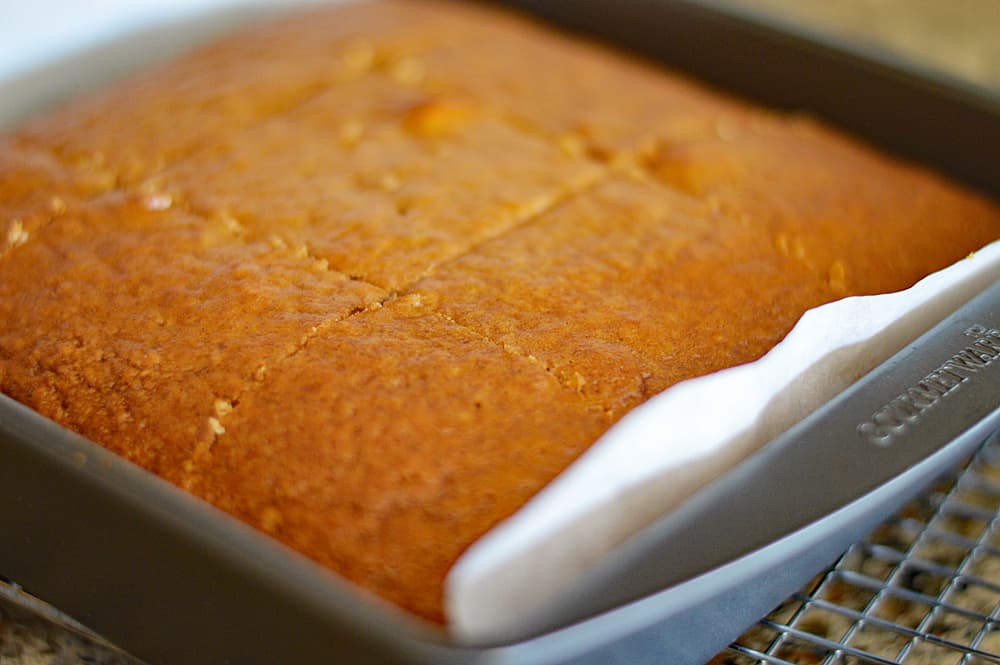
[5, 435, 1000, 665]
[719, 433, 1000, 665]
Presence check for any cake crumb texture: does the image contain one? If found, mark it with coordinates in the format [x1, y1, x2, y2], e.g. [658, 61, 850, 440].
[2, 0, 1000, 624]
[186, 302, 610, 622]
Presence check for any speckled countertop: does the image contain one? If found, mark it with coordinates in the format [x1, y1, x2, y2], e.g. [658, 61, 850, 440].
[0, 590, 142, 665]
[719, 0, 1000, 93]
[1, 2, 998, 664]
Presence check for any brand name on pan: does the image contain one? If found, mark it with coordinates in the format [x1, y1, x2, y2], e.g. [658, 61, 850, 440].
[858, 324, 1000, 447]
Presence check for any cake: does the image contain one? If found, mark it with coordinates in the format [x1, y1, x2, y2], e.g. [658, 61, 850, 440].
[1, 0, 999, 624]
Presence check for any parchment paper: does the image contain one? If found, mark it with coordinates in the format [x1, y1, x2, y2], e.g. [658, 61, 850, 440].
[447, 242, 1000, 643]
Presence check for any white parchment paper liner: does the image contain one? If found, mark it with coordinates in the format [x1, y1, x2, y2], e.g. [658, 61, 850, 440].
[447, 241, 1000, 643]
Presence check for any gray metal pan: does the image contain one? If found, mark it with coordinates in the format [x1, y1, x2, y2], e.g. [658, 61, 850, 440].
[1, 1, 999, 664]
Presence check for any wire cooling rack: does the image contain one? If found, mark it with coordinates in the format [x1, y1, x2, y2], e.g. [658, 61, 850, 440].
[5, 434, 1000, 665]
[717, 432, 1000, 665]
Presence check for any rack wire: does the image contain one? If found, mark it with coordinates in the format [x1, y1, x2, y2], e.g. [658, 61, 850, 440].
[5, 435, 1000, 665]
[718, 433, 1000, 665]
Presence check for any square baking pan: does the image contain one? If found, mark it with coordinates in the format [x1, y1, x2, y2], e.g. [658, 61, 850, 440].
[1, 1, 1000, 664]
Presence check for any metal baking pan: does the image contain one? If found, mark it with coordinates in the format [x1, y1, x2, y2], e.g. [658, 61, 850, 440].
[1, 1, 999, 664]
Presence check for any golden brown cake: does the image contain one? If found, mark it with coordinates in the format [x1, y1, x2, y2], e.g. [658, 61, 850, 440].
[2, 0, 1000, 624]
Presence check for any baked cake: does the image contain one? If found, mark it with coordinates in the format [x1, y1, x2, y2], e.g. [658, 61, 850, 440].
[2, 0, 999, 623]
